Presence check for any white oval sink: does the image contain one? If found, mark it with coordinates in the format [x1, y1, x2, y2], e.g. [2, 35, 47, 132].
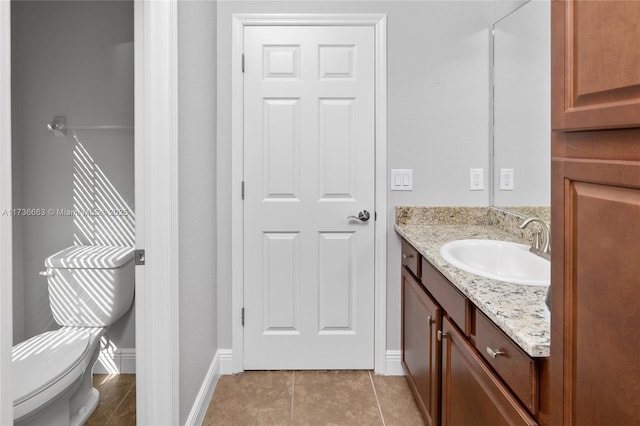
[439, 239, 550, 286]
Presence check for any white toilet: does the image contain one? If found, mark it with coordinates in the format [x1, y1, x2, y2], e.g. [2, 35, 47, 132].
[12, 245, 135, 426]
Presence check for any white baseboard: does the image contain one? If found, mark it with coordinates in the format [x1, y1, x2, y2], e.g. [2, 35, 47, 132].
[185, 351, 221, 426]
[215, 348, 400, 375]
[384, 350, 404, 376]
[93, 347, 136, 374]
[218, 349, 234, 375]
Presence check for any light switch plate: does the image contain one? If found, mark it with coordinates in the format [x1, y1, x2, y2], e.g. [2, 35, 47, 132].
[391, 169, 413, 191]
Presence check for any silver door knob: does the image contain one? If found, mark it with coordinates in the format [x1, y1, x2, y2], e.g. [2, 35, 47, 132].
[347, 210, 371, 222]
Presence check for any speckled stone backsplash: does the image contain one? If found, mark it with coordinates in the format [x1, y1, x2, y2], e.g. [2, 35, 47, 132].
[488, 207, 551, 242]
[395, 206, 491, 226]
[396, 206, 551, 243]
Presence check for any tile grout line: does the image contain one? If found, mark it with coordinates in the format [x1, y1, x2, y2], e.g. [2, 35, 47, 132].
[369, 371, 386, 426]
[290, 371, 296, 426]
[104, 379, 135, 425]
[98, 379, 118, 426]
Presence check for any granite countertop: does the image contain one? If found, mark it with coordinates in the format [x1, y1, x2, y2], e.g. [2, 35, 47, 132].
[395, 207, 550, 358]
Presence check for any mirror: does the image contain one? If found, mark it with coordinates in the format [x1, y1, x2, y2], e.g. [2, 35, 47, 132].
[492, 0, 550, 219]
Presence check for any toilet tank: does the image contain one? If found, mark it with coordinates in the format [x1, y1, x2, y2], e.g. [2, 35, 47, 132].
[43, 246, 135, 327]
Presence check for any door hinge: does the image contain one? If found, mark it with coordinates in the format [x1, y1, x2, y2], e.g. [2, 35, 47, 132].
[375, 211, 377, 221]
[241, 53, 245, 73]
[241, 181, 245, 200]
[241, 307, 245, 326]
[134, 249, 145, 265]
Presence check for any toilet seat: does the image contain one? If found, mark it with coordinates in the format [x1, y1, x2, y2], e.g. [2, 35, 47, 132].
[12, 328, 100, 420]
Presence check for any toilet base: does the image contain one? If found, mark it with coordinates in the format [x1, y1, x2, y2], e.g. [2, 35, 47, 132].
[70, 387, 99, 426]
[15, 330, 104, 426]
[70, 342, 102, 425]
[15, 385, 99, 426]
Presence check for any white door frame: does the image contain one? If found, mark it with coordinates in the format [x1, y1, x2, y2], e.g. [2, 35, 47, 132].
[0, 0, 13, 423]
[231, 14, 388, 374]
[0, 1, 181, 423]
[134, 0, 180, 423]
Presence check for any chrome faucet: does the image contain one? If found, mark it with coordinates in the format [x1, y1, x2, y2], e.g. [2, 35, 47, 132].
[518, 217, 551, 260]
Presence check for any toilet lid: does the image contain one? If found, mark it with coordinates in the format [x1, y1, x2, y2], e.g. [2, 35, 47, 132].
[45, 245, 135, 269]
[12, 329, 91, 406]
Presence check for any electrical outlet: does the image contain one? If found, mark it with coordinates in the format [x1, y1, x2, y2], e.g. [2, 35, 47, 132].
[469, 169, 484, 191]
[500, 168, 514, 190]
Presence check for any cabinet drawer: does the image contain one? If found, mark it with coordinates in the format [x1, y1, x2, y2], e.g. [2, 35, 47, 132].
[421, 258, 467, 332]
[402, 239, 421, 278]
[472, 309, 539, 414]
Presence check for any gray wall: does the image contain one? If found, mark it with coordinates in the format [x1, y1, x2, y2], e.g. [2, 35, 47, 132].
[216, 1, 493, 354]
[11, 1, 135, 349]
[178, 1, 218, 422]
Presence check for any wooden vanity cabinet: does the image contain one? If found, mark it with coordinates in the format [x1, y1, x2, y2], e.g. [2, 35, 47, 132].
[401, 258, 440, 425]
[551, 1, 640, 424]
[441, 317, 537, 426]
[400, 239, 544, 426]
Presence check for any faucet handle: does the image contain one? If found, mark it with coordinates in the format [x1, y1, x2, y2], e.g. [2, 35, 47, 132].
[518, 217, 551, 258]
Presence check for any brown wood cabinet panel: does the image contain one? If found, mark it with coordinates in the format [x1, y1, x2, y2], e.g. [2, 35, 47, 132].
[552, 2, 640, 421]
[537, 358, 551, 426]
[552, 128, 640, 160]
[401, 266, 440, 426]
[441, 318, 537, 426]
[402, 239, 421, 279]
[552, 0, 640, 131]
[421, 258, 467, 333]
[472, 309, 539, 415]
[551, 155, 640, 425]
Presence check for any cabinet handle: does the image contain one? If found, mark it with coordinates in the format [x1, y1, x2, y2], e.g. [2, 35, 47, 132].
[437, 330, 448, 342]
[486, 347, 505, 359]
[402, 253, 414, 260]
[427, 316, 433, 326]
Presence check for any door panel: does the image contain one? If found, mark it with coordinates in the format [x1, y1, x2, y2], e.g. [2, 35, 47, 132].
[570, 182, 640, 425]
[318, 232, 354, 333]
[552, 1, 640, 130]
[243, 25, 375, 369]
[318, 98, 356, 200]
[262, 98, 300, 200]
[262, 232, 300, 334]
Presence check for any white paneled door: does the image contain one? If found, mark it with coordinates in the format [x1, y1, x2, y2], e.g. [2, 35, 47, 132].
[243, 25, 375, 369]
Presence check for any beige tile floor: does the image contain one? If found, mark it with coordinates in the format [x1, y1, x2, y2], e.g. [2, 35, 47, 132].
[203, 371, 426, 426]
[86, 371, 425, 426]
[86, 374, 136, 426]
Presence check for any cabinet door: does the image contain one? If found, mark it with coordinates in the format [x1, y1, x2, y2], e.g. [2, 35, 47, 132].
[402, 266, 440, 426]
[440, 318, 537, 426]
[551, 0, 640, 131]
[551, 155, 640, 425]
